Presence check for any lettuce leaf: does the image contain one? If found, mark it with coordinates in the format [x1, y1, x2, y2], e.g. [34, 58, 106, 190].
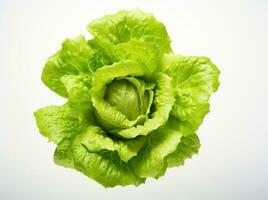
[34, 104, 88, 144]
[71, 133, 145, 187]
[166, 55, 220, 136]
[166, 133, 201, 167]
[131, 120, 183, 178]
[87, 9, 172, 54]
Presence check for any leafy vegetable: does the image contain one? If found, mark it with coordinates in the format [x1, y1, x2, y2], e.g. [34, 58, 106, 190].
[34, 9, 220, 187]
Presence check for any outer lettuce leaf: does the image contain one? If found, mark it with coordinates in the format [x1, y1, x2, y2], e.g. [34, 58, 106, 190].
[153, 133, 201, 179]
[89, 38, 162, 76]
[71, 134, 145, 187]
[87, 39, 114, 67]
[112, 40, 162, 74]
[42, 35, 112, 97]
[53, 125, 146, 180]
[60, 75, 91, 103]
[42, 35, 104, 97]
[167, 55, 220, 135]
[87, 9, 172, 54]
[54, 136, 75, 168]
[34, 104, 88, 144]
[130, 120, 183, 178]
[80, 126, 146, 162]
[166, 134, 201, 167]
[60, 74, 93, 119]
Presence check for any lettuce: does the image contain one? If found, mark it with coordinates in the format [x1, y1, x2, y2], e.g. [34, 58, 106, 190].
[34, 9, 220, 187]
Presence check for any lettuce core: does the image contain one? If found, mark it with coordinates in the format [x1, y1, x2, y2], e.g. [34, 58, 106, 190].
[105, 78, 148, 121]
[34, 9, 220, 187]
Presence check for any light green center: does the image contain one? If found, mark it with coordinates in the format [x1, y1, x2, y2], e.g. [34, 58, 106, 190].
[105, 79, 147, 121]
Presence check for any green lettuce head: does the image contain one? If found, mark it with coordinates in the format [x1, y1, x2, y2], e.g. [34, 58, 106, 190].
[34, 9, 220, 187]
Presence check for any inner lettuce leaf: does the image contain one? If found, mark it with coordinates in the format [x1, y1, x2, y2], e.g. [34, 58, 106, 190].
[91, 60, 149, 130]
[111, 73, 175, 139]
[104, 77, 152, 121]
[34, 9, 220, 187]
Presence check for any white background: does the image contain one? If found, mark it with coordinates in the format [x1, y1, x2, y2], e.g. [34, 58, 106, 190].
[1, 0, 268, 199]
